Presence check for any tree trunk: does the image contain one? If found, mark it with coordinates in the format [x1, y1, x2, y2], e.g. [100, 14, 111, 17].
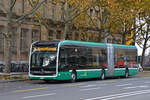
[3, 0, 47, 73]
[4, 36, 11, 73]
[64, 21, 69, 40]
[141, 42, 146, 68]
[4, 22, 12, 73]
[141, 27, 149, 67]
[122, 32, 126, 44]
[4, 0, 13, 73]
[63, 2, 70, 40]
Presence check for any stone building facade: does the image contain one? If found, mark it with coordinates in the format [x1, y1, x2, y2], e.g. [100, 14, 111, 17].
[0, 0, 122, 66]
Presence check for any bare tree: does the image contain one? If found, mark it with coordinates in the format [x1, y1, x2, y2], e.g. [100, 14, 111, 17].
[136, 14, 150, 67]
[28, 0, 92, 40]
[0, 0, 47, 73]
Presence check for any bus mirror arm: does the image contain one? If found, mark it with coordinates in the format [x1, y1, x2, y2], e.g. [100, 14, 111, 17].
[31, 51, 36, 55]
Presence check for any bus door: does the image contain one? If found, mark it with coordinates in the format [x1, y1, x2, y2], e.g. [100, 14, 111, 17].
[107, 44, 114, 77]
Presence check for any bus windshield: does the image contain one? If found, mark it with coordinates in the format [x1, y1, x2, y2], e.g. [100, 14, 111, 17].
[31, 51, 57, 68]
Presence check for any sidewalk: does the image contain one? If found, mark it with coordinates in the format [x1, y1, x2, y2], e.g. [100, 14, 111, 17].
[138, 71, 150, 77]
[0, 72, 29, 83]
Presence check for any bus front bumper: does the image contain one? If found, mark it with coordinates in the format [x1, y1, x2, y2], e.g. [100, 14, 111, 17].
[29, 72, 72, 80]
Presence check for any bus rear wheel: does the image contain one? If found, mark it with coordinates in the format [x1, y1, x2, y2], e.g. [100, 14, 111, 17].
[125, 69, 129, 78]
[100, 70, 105, 80]
[71, 71, 77, 82]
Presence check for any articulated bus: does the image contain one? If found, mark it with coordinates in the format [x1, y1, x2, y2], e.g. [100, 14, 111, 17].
[29, 40, 138, 82]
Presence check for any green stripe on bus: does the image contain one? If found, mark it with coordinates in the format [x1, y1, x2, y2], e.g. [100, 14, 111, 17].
[114, 68, 126, 76]
[76, 69, 102, 79]
[60, 40, 107, 46]
[29, 76, 57, 80]
[112, 44, 136, 48]
[128, 68, 138, 75]
[29, 72, 72, 80]
[29, 68, 138, 80]
[105, 68, 126, 77]
[57, 72, 71, 80]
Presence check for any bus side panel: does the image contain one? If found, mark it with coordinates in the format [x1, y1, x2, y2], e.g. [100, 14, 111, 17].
[77, 69, 102, 79]
[128, 68, 138, 76]
[56, 72, 72, 80]
[29, 76, 41, 80]
[114, 68, 126, 76]
[29, 72, 72, 81]
[29, 76, 57, 80]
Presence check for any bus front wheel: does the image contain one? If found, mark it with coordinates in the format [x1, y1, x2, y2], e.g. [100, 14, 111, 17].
[71, 71, 77, 82]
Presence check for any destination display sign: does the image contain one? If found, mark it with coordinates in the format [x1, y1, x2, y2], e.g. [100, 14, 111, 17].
[33, 47, 57, 51]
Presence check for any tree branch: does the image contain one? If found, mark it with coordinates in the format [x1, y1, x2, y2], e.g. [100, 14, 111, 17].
[10, 0, 16, 10]
[16, 0, 46, 23]
[87, 13, 98, 28]
[70, 6, 91, 23]
[136, 41, 144, 49]
[0, 32, 8, 39]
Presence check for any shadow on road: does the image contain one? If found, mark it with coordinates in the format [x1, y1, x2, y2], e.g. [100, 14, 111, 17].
[29, 76, 137, 85]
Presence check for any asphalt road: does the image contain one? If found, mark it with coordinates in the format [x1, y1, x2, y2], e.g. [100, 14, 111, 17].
[0, 74, 150, 100]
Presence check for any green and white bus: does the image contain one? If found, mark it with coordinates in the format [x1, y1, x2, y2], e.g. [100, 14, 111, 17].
[29, 40, 138, 82]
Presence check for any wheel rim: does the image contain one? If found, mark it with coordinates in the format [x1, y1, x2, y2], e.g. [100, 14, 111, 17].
[71, 73, 76, 81]
[101, 72, 105, 80]
[126, 71, 128, 78]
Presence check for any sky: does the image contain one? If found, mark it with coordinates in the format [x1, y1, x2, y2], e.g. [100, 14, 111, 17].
[135, 43, 150, 56]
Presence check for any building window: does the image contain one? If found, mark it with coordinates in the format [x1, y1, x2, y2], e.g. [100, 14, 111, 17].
[0, 33, 4, 53]
[52, 5, 55, 20]
[56, 30, 61, 39]
[90, 8, 94, 17]
[20, 28, 28, 53]
[0, 26, 4, 53]
[32, 29, 40, 43]
[43, 3, 47, 18]
[61, 6, 64, 21]
[48, 30, 53, 40]
[22, 0, 26, 14]
[75, 33, 79, 40]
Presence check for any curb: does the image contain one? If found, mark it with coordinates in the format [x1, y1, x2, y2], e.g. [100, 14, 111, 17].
[0, 73, 29, 83]
[0, 79, 29, 84]
[0, 72, 28, 75]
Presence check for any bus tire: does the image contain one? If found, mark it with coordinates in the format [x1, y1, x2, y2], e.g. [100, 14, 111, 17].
[125, 69, 129, 78]
[71, 71, 77, 82]
[100, 69, 105, 80]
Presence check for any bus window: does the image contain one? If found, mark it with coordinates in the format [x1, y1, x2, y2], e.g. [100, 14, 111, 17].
[114, 48, 137, 68]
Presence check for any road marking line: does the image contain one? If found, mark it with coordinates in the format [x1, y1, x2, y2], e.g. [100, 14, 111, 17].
[101, 91, 150, 100]
[125, 78, 137, 80]
[80, 84, 107, 88]
[96, 80, 116, 84]
[22, 93, 56, 99]
[144, 81, 150, 84]
[13, 87, 48, 93]
[64, 83, 85, 87]
[123, 85, 149, 89]
[85, 89, 150, 100]
[116, 83, 132, 87]
[80, 87, 101, 91]
[80, 85, 97, 88]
